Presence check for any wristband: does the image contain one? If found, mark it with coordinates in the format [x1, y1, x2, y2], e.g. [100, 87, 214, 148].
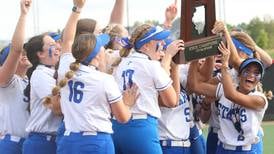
[72, 6, 81, 14]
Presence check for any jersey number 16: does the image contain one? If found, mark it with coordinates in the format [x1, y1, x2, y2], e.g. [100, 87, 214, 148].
[68, 80, 85, 104]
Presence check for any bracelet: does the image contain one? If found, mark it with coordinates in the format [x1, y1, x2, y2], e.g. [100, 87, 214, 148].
[72, 6, 81, 14]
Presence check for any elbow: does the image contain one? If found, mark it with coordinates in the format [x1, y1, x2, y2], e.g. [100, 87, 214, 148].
[116, 114, 131, 124]
[165, 96, 178, 108]
[264, 61, 272, 68]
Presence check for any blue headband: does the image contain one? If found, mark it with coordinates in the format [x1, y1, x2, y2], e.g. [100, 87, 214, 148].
[239, 58, 264, 77]
[135, 26, 170, 50]
[81, 34, 110, 66]
[49, 32, 61, 41]
[232, 37, 254, 58]
[120, 37, 132, 49]
[0, 45, 11, 65]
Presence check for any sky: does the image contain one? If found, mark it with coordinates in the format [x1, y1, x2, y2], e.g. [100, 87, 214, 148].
[0, 0, 274, 40]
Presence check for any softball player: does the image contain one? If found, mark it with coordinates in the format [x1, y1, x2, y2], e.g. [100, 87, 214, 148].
[53, 1, 137, 152]
[190, 42, 268, 154]
[0, 1, 32, 153]
[212, 21, 270, 154]
[22, 31, 62, 154]
[179, 63, 207, 154]
[158, 64, 191, 154]
[112, 24, 184, 154]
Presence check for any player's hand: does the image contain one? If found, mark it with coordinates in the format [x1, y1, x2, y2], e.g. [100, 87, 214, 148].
[212, 21, 228, 35]
[73, 0, 86, 8]
[218, 41, 230, 66]
[21, 0, 32, 15]
[165, 39, 184, 57]
[165, 0, 178, 23]
[123, 83, 139, 107]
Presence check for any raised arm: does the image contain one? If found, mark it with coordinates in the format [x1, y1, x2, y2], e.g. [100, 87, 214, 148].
[158, 61, 180, 107]
[163, 0, 178, 29]
[219, 42, 266, 110]
[254, 44, 272, 68]
[187, 60, 217, 98]
[212, 21, 242, 70]
[61, 0, 86, 54]
[109, 0, 125, 24]
[0, 0, 31, 86]
[198, 56, 214, 81]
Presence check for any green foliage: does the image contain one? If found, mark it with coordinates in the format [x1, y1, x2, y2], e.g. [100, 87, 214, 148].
[243, 16, 274, 49]
[256, 29, 269, 48]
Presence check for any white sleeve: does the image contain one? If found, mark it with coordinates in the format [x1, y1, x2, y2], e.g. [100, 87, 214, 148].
[31, 70, 56, 99]
[179, 64, 189, 89]
[0, 75, 16, 88]
[250, 91, 268, 111]
[58, 53, 75, 80]
[215, 83, 223, 99]
[151, 62, 172, 91]
[104, 75, 122, 104]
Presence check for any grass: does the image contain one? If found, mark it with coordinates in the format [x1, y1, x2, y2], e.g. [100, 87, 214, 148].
[202, 122, 274, 154]
[262, 122, 274, 154]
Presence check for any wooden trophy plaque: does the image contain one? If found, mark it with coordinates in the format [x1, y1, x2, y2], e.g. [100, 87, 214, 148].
[173, 0, 221, 64]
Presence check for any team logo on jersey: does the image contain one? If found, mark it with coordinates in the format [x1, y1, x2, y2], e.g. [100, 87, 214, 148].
[218, 103, 247, 141]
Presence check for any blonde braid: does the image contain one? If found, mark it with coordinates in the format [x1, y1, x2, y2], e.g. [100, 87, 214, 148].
[44, 61, 80, 106]
[44, 34, 97, 107]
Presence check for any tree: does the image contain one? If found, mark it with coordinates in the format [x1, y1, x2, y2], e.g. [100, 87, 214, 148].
[256, 29, 268, 48]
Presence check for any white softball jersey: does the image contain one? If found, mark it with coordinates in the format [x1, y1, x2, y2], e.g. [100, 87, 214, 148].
[216, 83, 268, 146]
[0, 75, 29, 138]
[158, 64, 191, 140]
[25, 65, 62, 134]
[114, 52, 172, 119]
[58, 53, 122, 133]
[208, 101, 220, 130]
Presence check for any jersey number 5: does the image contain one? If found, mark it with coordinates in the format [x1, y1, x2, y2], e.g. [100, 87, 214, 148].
[68, 80, 85, 104]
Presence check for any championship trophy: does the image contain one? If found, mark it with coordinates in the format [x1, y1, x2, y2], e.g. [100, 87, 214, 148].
[172, 0, 222, 64]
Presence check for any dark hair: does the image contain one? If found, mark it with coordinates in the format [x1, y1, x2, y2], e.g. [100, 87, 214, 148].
[23, 34, 45, 101]
[75, 18, 97, 38]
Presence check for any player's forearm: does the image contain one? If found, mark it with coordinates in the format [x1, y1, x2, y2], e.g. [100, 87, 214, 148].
[198, 56, 214, 81]
[221, 65, 236, 100]
[224, 31, 241, 70]
[170, 63, 180, 104]
[109, 0, 125, 24]
[62, 12, 81, 53]
[254, 45, 272, 68]
[160, 53, 172, 75]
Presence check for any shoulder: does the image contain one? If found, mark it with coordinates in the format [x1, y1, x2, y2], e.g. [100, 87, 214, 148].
[0, 75, 17, 88]
[249, 90, 268, 109]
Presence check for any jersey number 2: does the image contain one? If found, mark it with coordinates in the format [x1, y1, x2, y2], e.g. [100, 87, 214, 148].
[68, 80, 85, 104]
